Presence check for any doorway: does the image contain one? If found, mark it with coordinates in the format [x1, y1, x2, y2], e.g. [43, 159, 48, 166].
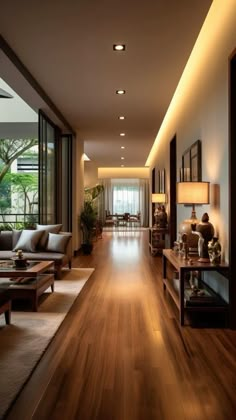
[229, 51, 236, 328]
[169, 135, 177, 247]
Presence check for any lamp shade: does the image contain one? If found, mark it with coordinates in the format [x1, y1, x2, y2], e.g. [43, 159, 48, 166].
[176, 182, 209, 204]
[152, 193, 166, 203]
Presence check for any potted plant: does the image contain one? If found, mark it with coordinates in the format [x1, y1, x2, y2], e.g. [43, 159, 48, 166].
[80, 201, 97, 254]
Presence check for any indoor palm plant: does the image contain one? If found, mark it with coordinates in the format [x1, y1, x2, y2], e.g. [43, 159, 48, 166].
[80, 201, 97, 254]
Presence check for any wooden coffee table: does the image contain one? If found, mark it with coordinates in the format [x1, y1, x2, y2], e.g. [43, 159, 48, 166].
[0, 260, 55, 311]
[0, 290, 11, 324]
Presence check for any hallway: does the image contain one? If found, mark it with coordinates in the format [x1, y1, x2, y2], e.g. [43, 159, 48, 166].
[7, 231, 236, 420]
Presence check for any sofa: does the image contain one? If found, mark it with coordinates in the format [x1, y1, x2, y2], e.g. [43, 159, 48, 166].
[0, 224, 72, 279]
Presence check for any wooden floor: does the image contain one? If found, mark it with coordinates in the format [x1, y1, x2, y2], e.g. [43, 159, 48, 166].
[6, 230, 236, 420]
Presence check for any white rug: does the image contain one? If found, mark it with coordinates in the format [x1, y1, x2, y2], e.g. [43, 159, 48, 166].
[0, 268, 94, 419]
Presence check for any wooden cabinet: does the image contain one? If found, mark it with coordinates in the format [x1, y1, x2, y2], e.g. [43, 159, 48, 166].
[162, 249, 229, 326]
[149, 227, 168, 255]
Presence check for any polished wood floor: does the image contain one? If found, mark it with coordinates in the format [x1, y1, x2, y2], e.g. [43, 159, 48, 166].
[6, 230, 236, 420]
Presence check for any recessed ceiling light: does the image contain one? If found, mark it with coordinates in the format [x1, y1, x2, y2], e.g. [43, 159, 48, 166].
[121, 146, 125, 149]
[118, 116, 125, 120]
[113, 44, 126, 51]
[120, 133, 125, 136]
[121, 157, 125, 160]
[116, 89, 126, 95]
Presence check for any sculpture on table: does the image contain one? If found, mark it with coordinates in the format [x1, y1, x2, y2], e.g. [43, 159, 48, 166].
[208, 237, 221, 264]
[192, 213, 214, 262]
[154, 205, 168, 228]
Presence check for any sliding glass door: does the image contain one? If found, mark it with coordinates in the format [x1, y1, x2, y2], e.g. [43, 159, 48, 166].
[38, 111, 58, 224]
[39, 111, 73, 230]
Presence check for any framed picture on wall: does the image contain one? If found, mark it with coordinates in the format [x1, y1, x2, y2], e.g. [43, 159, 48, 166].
[182, 140, 201, 181]
[190, 140, 202, 181]
[152, 168, 155, 193]
[159, 169, 165, 193]
[182, 149, 191, 181]
[155, 168, 160, 193]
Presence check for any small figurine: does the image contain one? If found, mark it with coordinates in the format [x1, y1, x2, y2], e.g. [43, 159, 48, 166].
[17, 249, 23, 259]
[208, 237, 221, 264]
[193, 213, 214, 262]
[154, 205, 167, 228]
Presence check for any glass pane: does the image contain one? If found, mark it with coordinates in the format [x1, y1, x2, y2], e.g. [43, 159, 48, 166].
[39, 112, 56, 224]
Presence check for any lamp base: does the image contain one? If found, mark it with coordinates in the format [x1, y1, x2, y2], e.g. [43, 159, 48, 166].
[179, 218, 199, 249]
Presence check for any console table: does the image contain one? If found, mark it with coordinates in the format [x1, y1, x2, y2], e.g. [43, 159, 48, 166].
[162, 249, 229, 326]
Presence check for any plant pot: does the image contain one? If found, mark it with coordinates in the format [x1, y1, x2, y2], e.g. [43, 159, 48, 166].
[81, 243, 93, 255]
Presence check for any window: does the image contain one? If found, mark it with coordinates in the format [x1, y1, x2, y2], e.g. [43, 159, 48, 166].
[112, 179, 140, 214]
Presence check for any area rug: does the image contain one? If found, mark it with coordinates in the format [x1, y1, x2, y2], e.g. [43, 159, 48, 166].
[0, 268, 94, 420]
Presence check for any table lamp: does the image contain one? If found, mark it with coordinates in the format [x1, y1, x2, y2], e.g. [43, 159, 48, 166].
[152, 193, 167, 228]
[176, 181, 210, 248]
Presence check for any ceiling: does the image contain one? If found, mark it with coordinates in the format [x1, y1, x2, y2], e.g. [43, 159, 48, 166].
[0, 0, 213, 167]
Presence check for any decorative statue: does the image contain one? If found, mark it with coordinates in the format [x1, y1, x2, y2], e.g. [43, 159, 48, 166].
[208, 237, 221, 264]
[192, 213, 214, 262]
[154, 205, 167, 228]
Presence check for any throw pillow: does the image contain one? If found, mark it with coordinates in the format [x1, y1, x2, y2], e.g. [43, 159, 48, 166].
[0, 230, 13, 250]
[36, 224, 63, 249]
[13, 229, 44, 252]
[46, 233, 71, 254]
[12, 229, 22, 249]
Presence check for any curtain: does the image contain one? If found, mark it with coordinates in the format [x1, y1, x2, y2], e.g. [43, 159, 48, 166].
[139, 178, 149, 226]
[100, 178, 112, 224]
[100, 178, 149, 227]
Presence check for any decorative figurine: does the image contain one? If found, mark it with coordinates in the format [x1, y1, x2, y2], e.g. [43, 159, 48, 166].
[192, 213, 214, 262]
[208, 237, 221, 264]
[17, 249, 23, 259]
[12, 249, 27, 268]
[154, 205, 167, 228]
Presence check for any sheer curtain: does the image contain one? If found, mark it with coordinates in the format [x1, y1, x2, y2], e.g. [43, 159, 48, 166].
[100, 178, 149, 227]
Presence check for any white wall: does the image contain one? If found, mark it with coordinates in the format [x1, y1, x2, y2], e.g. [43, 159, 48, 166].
[84, 161, 99, 188]
[147, 0, 236, 263]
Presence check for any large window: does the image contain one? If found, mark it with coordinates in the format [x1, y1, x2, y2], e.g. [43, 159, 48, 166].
[0, 139, 38, 228]
[112, 179, 140, 214]
[101, 178, 149, 226]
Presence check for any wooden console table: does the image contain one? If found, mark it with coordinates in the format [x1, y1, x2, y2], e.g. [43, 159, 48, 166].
[162, 249, 229, 326]
[0, 291, 11, 324]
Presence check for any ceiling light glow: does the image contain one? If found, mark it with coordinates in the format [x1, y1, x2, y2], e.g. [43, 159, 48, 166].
[116, 89, 125, 95]
[119, 116, 125, 120]
[120, 133, 125, 136]
[121, 157, 125, 160]
[113, 44, 125, 51]
[121, 146, 125, 149]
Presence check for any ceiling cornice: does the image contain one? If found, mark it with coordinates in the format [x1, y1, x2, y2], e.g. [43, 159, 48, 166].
[0, 35, 75, 135]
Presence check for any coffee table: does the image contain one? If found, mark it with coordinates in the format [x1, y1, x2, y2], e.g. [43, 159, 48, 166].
[0, 290, 11, 324]
[0, 260, 55, 311]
